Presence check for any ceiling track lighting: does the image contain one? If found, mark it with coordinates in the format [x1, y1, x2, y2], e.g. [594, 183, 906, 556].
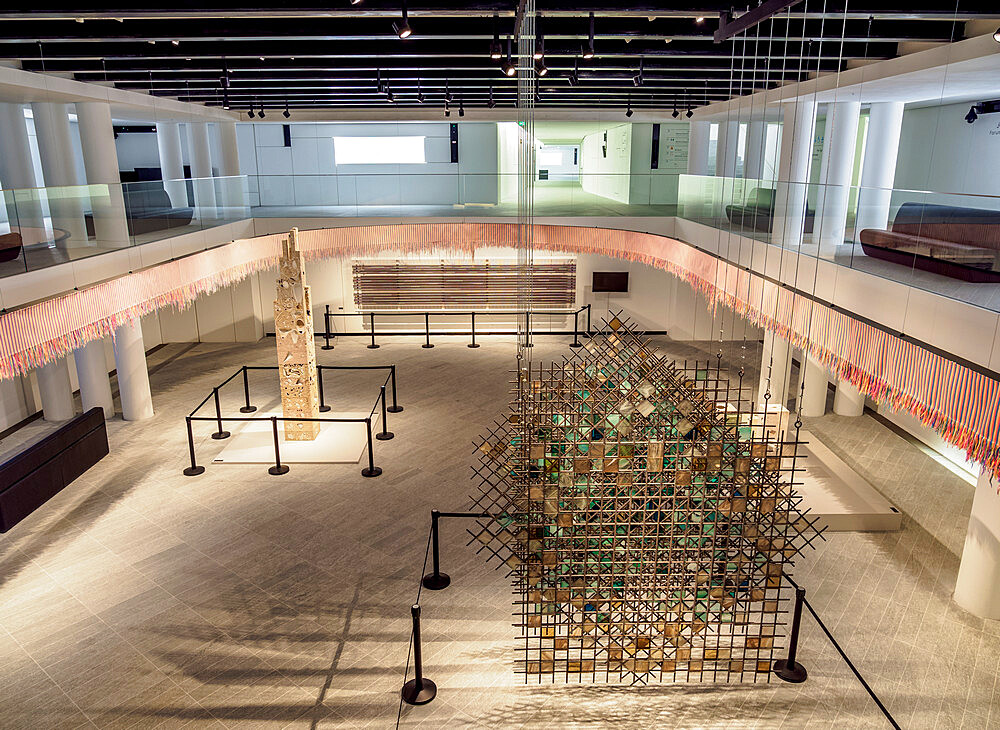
[502, 35, 516, 77]
[582, 12, 595, 59]
[695, 16, 705, 25]
[536, 59, 548, 77]
[671, 104, 679, 119]
[417, 78, 424, 103]
[445, 78, 451, 102]
[444, 99, 450, 117]
[282, 100, 290, 118]
[633, 57, 644, 87]
[487, 84, 496, 109]
[247, 104, 254, 119]
[393, 0, 412, 39]
[686, 107, 693, 118]
[966, 100, 1000, 124]
[458, 98, 465, 117]
[625, 95, 633, 118]
[350, 0, 362, 4]
[489, 13, 502, 60]
[534, 17, 544, 61]
[567, 56, 579, 86]
[222, 89, 230, 110]
[257, 103, 265, 119]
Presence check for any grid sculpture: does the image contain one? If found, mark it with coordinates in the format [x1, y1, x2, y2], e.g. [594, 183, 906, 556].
[468, 313, 820, 684]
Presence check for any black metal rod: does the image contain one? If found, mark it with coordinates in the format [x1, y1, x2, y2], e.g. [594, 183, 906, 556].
[376, 385, 393, 440]
[586, 303, 593, 334]
[317, 368, 331, 412]
[361, 418, 382, 477]
[400, 603, 436, 705]
[368, 312, 379, 349]
[571, 310, 582, 348]
[211, 387, 230, 439]
[182, 417, 204, 476]
[422, 312, 433, 348]
[323, 305, 333, 349]
[239, 366, 256, 413]
[268, 416, 289, 475]
[786, 586, 805, 667]
[431, 510, 441, 576]
[387, 365, 403, 413]
[468, 311, 479, 348]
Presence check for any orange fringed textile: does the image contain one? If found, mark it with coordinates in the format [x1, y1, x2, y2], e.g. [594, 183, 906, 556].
[1, 222, 998, 481]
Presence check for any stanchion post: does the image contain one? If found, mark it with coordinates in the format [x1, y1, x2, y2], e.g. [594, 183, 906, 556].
[773, 586, 808, 683]
[183, 417, 205, 476]
[268, 416, 290, 475]
[570, 309, 583, 348]
[239, 366, 256, 413]
[361, 418, 382, 477]
[468, 311, 480, 348]
[376, 385, 394, 440]
[322, 305, 334, 350]
[421, 312, 434, 348]
[211, 387, 230, 439]
[401, 604, 436, 705]
[317, 367, 331, 412]
[387, 365, 403, 413]
[422, 509, 451, 590]
[367, 312, 380, 349]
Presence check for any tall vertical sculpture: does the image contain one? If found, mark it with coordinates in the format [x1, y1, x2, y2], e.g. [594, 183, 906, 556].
[274, 227, 321, 440]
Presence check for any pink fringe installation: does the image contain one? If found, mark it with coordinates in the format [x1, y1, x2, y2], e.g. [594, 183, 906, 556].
[1, 221, 997, 481]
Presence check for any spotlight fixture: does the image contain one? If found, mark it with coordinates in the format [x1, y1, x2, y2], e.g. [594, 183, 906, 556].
[964, 99, 1000, 124]
[445, 78, 451, 102]
[567, 56, 579, 86]
[247, 105, 254, 119]
[625, 96, 633, 118]
[686, 107, 693, 118]
[536, 60, 548, 77]
[633, 57, 644, 87]
[534, 19, 544, 60]
[502, 35, 517, 76]
[171, 39, 180, 46]
[416, 78, 424, 103]
[695, 16, 705, 24]
[219, 59, 230, 89]
[393, 0, 412, 39]
[387, 88, 395, 103]
[671, 105, 679, 119]
[222, 90, 230, 110]
[459, 98, 465, 117]
[487, 84, 496, 109]
[489, 13, 502, 60]
[444, 100, 450, 117]
[582, 12, 595, 59]
[283, 100, 290, 118]
[257, 103, 266, 119]
[966, 105, 978, 123]
[994, 27, 1000, 42]
[351, 0, 362, 4]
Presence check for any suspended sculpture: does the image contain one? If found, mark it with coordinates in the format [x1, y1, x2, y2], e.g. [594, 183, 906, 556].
[274, 227, 321, 440]
[468, 313, 820, 683]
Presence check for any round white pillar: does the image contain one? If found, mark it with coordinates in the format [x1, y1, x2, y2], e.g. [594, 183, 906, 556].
[216, 121, 241, 213]
[113, 318, 153, 421]
[816, 101, 861, 258]
[76, 102, 130, 249]
[715, 120, 739, 178]
[73, 338, 114, 420]
[955, 469, 1000, 619]
[772, 101, 817, 249]
[757, 331, 792, 408]
[687, 121, 711, 176]
[799, 355, 829, 417]
[36, 357, 75, 422]
[155, 121, 188, 208]
[833, 378, 865, 416]
[0, 102, 46, 233]
[186, 122, 217, 218]
[30, 102, 89, 248]
[855, 101, 905, 236]
[743, 120, 767, 180]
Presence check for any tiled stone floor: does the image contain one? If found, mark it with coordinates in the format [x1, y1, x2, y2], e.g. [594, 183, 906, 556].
[1, 334, 997, 729]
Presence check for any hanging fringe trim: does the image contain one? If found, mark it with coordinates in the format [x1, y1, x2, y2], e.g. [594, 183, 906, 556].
[1, 221, 997, 483]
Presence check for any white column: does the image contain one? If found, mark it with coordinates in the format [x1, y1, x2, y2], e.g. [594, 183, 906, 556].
[155, 121, 188, 208]
[35, 357, 75, 422]
[73, 338, 114, 420]
[757, 331, 792, 408]
[743, 120, 767, 180]
[815, 101, 861, 258]
[855, 101, 904, 235]
[833, 378, 865, 416]
[955, 469, 1000, 619]
[113, 318, 153, 421]
[30, 102, 89, 248]
[0, 102, 46, 233]
[687, 121, 711, 176]
[799, 355, 829, 417]
[715, 120, 739, 178]
[772, 101, 817, 249]
[186, 122, 217, 218]
[76, 102, 130, 249]
[216, 121, 241, 213]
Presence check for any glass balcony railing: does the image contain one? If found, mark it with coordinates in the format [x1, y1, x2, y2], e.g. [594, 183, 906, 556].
[677, 174, 1000, 313]
[0, 175, 250, 278]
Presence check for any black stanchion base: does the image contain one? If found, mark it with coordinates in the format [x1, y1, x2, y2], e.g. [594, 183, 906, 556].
[183, 466, 205, 476]
[211, 431, 231, 440]
[773, 659, 807, 683]
[569, 342, 583, 348]
[387, 405, 404, 413]
[421, 572, 451, 591]
[319, 405, 332, 412]
[268, 465, 290, 476]
[321, 345, 335, 351]
[401, 678, 436, 706]
[239, 406, 257, 413]
[361, 466, 383, 478]
[467, 343, 481, 348]
[367, 344, 380, 349]
[421, 344, 434, 349]
[376, 431, 394, 441]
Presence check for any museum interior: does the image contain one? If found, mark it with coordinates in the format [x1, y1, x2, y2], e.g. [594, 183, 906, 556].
[2, 3, 1000, 728]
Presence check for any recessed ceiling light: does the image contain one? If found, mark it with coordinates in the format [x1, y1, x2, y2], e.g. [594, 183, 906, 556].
[695, 16, 705, 24]
[171, 39, 179, 46]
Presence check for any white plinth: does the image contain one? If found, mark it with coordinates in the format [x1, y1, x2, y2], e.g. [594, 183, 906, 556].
[212, 411, 377, 464]
[794, 429, 901, 532]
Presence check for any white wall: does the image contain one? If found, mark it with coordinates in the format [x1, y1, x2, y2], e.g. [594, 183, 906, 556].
[497, 122, 523, 204]
[114, 132, 163, 172]
[627, 122, 690, 206]
[580, 124, 632, 203]
[240, 121, 499, 207]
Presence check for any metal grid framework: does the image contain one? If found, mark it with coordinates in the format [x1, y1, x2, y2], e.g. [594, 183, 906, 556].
[468, 313, 822, 684]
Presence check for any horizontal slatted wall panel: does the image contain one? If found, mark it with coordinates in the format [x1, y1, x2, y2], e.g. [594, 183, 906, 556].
[352, 261, 576, 310]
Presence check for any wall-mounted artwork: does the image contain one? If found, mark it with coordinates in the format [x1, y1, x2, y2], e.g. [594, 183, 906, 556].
[469, 313, 820, 683]
[274, 228, 321, 441]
